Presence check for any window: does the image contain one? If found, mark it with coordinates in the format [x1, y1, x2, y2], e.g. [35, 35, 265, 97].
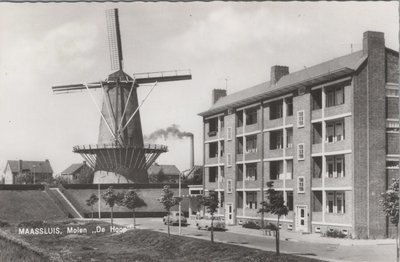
[227, 180, 233, 193]
[326, 155, 345, 178]
[208, 118, 218, 136]
[286, 128, 293, 148]
[286, 97, 293, 116]
[246, 192, 258, 209]
[237, 191, 243, 207]
[219, 116, 225, 129]
[312, 157, 322, 178]
[270, 161, 283, 180]
[286, 160, 293, 179]
[219, 166, 225, 182]
[209, 142, 218, 158]
[237, 111, 243, 127]
[226, 154, 232, 167]
[246, 163, 257, 181]
[219, 192, 224, 208]
[286, 191, 293, 211]
[312, 89, 322, 110]
[312, 191, 323, 212]
[297, 177, 305, 193]
[270, 130, 284, 150]
[313, 123, 322, 144]
[226, 127, 232, 140]
[297, 143, 305, 160]
[246, 107, 258, 125]
[237, 137, 243, 154]
[326, 86, 345, 107]
[208, 167, 217, 182]
[297, 110, 305, 128]
[237, 164, 243, 181]
[246, 135, 257, 153]
[387, 160, 400, 169]
[326, 120, 344, 142]
[326, 191, 345, 214]
[219, 141, 224, 157]
[270, 100, 283, 120]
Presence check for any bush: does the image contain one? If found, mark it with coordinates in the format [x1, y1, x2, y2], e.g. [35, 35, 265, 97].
[326, 229, 347, 238]
[242, 220, 260, 229]
[263, 223, 277, 231]
[0, 220, 9, 227]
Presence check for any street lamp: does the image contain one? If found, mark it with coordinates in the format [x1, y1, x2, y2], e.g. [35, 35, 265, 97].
[179, 172, 182, 235]
[32, 165, 36, 184]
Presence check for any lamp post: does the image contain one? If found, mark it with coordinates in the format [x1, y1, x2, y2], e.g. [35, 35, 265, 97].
[32, 165, 36, 184]
[179, 173, 182, 235]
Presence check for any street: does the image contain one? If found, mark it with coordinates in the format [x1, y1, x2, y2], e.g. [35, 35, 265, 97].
[114, 218, 393, 262]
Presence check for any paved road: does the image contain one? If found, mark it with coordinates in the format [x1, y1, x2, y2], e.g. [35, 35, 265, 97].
[114, 218, 394, 262]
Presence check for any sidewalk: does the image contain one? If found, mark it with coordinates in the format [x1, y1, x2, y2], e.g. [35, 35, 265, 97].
[222, 223, 396, 246]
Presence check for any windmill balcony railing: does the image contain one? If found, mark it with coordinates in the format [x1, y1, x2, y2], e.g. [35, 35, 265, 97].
[133, 69, 191, 80]
[73, 143, 168, 152]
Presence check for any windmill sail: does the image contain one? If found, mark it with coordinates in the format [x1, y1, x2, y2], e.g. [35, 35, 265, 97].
[106, 9, 124, 71]
[52, 8, 192, 184]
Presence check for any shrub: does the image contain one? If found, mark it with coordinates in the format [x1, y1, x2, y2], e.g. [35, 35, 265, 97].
[326, 229, 347, 238]
[242, 220, 261, 229]
[263, 223, 278, 231]
[0, 220, 9, 227]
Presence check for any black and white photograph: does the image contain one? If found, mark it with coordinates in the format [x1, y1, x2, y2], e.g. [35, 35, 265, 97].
[0, 1, 399, 261]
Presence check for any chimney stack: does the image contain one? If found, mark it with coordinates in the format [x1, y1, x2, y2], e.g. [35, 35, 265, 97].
[211, 89, 227, 105]
[270, 65, 289, 86]
[362, 31, 384, 56]
[189, 134, 194, 169]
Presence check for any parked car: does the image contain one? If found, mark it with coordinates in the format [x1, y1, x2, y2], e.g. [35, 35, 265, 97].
[163, 211, 187, 226]
[195, 216, 226, 231]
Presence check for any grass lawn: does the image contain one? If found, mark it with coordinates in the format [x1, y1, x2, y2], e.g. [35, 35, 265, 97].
[2, 220, 325, 262]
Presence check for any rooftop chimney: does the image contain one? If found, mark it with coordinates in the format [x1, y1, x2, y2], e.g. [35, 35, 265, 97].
[212, 89, 227, 105]
[363, 31, 384, 56]
[270, 65, 289, 86]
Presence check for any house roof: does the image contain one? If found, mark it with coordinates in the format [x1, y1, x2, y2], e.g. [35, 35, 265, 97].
[5, 160, 53, 174]
[148, 164, 180, 176]
[199, 50, 367, 117]
[60, 163, 87, 175]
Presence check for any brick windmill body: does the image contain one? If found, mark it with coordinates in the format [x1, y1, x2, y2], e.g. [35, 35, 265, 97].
[53, 9, 191, 183]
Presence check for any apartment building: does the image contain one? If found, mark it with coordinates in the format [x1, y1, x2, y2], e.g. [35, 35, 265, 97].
[198, 31, 399, 239]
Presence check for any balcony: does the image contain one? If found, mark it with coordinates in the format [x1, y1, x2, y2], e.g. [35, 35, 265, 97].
[325, 139, 350, 152]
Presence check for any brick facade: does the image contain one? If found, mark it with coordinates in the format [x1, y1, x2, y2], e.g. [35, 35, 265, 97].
[199, 31, 399, 239]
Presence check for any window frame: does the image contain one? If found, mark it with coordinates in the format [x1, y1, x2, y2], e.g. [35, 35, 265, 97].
[297, 110, 305, 128]
[227, 179, 233, 193]
[297, 176, 305, 193]
[226, 127, 232, 141]
[226, 153, 232, 167]
[297, 143, 305, 161]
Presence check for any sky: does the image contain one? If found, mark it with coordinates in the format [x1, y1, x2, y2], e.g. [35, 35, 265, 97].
[0, 2, 398, 174]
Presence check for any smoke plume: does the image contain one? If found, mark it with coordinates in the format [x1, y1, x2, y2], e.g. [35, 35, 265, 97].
[144, 124, 193, 142]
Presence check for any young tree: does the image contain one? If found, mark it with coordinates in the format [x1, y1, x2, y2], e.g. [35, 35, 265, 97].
[86, 193, 99, 220]
[258, 181, 288, 256]
[199, 190, 219, 243]
[102, 186, 123, 227]
[381, 178, 399, 262]
[123, 189, 147, 229]
[159, 185, 181, 236]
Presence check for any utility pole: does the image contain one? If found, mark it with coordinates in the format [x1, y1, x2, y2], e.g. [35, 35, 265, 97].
[397, 2, 400, 262]
[179, 173, 182, 235]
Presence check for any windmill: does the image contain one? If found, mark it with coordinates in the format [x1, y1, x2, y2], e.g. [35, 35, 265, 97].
[52, 9, 192, 183]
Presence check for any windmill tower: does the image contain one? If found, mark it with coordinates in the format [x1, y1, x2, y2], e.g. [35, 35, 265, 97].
[52, 9, 192, 183]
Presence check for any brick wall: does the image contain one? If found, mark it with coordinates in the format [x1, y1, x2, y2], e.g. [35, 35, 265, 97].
[292, 89, 312, 232]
